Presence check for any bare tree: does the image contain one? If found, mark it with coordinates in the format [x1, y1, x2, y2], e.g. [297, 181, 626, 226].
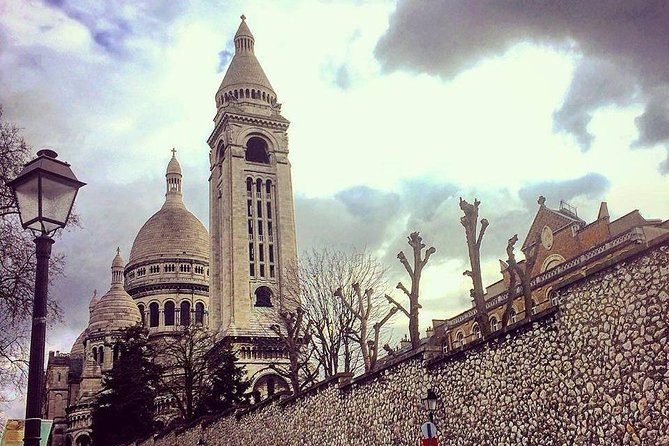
[0, 108, 66, 403]
[285, 249, 390, 378]
[387, 232, 436, 349]
[502, 234, 539, 326]
[335, 283, 396, 372]
[459, 198, 491, 337]
[155, 325, 248, 422]
[270, 307, 318, 394]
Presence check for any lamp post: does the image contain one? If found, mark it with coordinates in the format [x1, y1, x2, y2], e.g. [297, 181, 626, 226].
[6, 149, 85, 446]
[422, 388, 438, 423]
[421, 388, 439, 445]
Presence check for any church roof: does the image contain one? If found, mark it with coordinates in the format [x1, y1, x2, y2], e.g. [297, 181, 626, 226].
[218, 16, 276, 95]
[89, 251, 141, 333]
[166, 150, 182, 175]
[128, 153, 209, 266]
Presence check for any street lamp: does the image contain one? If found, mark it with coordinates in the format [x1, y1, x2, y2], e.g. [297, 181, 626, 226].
[6, 149, 85, 446]
[422, 388, 438, 422]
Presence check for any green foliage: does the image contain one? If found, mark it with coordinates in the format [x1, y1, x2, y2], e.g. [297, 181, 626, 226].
[194, 345, 250, 417]
[91, 325, 162, 446]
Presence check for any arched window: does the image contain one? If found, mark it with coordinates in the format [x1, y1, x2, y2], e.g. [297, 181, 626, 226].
[92, 347, 97, 363]
[149, 302, 159, 327]
[138, 304, 145, 326]
[255, 286, 273, 307]
[245, 88, 250, 98]
[98, 346, 104, 365]
[180, 301, 191, 326]
[472, 323, 481, 340]
[510, 308, 518, 324]
[456, 331, 465, 347]
[245, 137, 270, 164]
[549, 290, 559, 306]
[113, 344, 121, 363]
[489, 316, 499, 332]
[164, 301, 175, 326]
[195, 302, 205, 325]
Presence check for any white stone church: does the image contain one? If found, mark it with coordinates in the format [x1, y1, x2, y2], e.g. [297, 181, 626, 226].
[43, 17, 296, 446]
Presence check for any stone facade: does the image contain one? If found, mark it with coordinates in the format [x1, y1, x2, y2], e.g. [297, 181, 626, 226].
[123, 237, 669, 446]
[207, 16, 295, 392]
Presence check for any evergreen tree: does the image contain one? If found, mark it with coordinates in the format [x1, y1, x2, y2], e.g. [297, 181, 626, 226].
[91, 325, 162, 446]
[194, 344, 250, 417]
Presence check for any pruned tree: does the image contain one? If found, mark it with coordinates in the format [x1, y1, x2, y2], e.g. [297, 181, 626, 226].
[459, 198, 491, 337]
[91, 325, 162, 446]
[155, 325, 248, 422]
[284, 248, 391, 378]
[502, 234, 539, 326]
[270, 306, 318, 394]
[335, 283, 397, 372]
[387, 232, 436, 349]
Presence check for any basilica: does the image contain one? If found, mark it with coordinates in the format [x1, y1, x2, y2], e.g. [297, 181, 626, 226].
[42, 17, 295, 446]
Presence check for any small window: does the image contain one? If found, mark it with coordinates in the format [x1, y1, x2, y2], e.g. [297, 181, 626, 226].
[266, 202, 272, 219]
[531, 300, 538, 315]
[549, 290, 559, 306]
[245, 137, 270, 164]
[195, 302, 205, 325]
[456, 331, 465, 347]
[489, 316, 499, 332]
[269, 264, 275, 278]
[165, 301, 175, 326]
[472, 324, 481, 340]
[255, 286, 273, 307]
[510, 309, 517, 324]
[180, 301, 191, 326]
[149, 302, 159, 327]
[138, 304, 145, 326]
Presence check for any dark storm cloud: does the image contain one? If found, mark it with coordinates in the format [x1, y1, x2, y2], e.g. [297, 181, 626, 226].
[518, 172, 610, 209]
[42, 0, 186, 55]
[375, 0, 669, 171]
[49, 176, 165, 340]
[553, 59, 638, 150]
[297, 174, 610, 291]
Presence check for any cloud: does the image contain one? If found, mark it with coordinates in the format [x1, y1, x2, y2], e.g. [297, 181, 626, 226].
[217, 48, 233, 73]
[375, 0, 669, 171]
[333, 64, 351, 90]
[41, 0, 185, 55]
[518, 172, 610, 210]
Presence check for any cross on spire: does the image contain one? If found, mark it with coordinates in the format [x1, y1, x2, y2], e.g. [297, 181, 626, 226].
[171, 147, 177, 157]
[240, 14, 246, 21]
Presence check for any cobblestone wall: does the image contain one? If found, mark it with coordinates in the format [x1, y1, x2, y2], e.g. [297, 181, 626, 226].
[129, 242, 669, 446]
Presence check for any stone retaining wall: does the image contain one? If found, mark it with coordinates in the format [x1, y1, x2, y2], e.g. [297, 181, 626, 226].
[128, 242, 669, 446]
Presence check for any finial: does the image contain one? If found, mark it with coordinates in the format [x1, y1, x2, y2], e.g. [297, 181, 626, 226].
[538, 196, 546, 207]
[93, 289, 97, 297]
[240, 14, 246, 21]
[116, 246, 120, 255]
[171, 147, 177, 157]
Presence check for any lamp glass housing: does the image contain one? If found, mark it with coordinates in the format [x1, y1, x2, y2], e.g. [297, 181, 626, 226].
[8, 150, 85, 235]
[422, 389, 438, 411]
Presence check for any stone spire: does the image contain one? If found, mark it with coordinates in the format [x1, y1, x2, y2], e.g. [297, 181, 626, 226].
[88, 289, 99, 314]
[111, 247, 124, 288]
[166, 148, 183, 201]
[217, 15, 276, 105]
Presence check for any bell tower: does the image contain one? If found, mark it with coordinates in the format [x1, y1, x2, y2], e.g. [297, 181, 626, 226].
[208, 16, 297, 356]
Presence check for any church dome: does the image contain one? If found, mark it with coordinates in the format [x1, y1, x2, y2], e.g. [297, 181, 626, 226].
[70, 329, 86, 356]
[89, 250, 141, 334]
[128, 202, 208, 265]
[128, 151, 208, 266]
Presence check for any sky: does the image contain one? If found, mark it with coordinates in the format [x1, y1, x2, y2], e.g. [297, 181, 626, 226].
[1, 0, 668, 414]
